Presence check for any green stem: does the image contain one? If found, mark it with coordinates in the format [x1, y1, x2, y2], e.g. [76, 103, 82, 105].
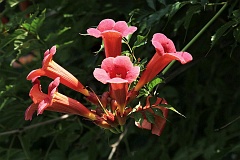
[162, 2, 228, 75]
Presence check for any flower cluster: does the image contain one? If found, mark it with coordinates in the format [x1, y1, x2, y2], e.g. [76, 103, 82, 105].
[26, 19, 192, 136]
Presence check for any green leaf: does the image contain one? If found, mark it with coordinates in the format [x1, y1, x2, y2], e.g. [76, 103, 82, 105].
[233, 26, 240, 43]
[0, 97, 15, 111]
[168, 2, 188, 21]
[7, 0, 20, 7]
[44, 27, 71, 42]
[151, 107, 164, 117]
[48, 150, 66, 160]
[133, 111, 144, 125]
[145, 111, 155, 124]
[21, 9, 46, 34]
[0, 29, 28, 49]
[138, 57, 148, 71]
[147, 77, 163, 92]
[137, 88, 149, 97]
[157, 0, 166, 5]
[146, 6, 170, 26]
[184, 5, 202, 30]
[132, 35, 148, 51]
[161, 104, 186, 118]
[146, 0, 156, 10]
[148, 96, 158, 105]
[211, 21, 236, 46]
[232, 9, 240, 22]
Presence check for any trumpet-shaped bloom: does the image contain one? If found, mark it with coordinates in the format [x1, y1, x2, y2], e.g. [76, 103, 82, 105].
[25, 77, 97, 121]
[134, 33, 193, 91]
[93, 56, 140, 116]
[93, 56, 140, 84]
[26, 46, 90, 96]
[135, 97, 168, 136]
[87, 19, 137, 57]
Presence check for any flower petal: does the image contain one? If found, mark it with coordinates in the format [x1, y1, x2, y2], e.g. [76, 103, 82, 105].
[87, 28, 101, 38]
[43, 46, 56, 67]
[93, 68, 110, 84]
[106, 77, 128, 83]
[37, 98, 51, 115]
[151, 40, 164, 55]
[163, 51, 193, 64]
[29, 79, 47, 103]
[113, 56, 133, 70]
[49, 46, 56, 56]
[25, 103, 38, 120]
[122, 26, 137, 37]
[113, 21, 128, 34]
[48, 77, 60, 95]
[97, 19, 115, 32]
[152, 33, 176, 53]
[27, 69, 45, 81]
[126, 66, 140, 83]
[101, 57, 115, 72]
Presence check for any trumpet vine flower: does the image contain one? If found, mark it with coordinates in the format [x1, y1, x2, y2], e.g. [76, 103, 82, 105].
[25, 77, 112, 129]
[93, 56, 140, 116]
[87, 19, 137, 57]
[26, 46, 90, 96]
[25, 77, 97, 121]
[25, 19, 192, 136]
[134, 33, 193, 91]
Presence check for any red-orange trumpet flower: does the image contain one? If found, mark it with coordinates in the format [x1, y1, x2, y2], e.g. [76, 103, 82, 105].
[25, 77, 97, 121]
[87, 19, 137, 57]
[134, 33, 192, 91]
[93, 56, 140, 116]
[26, 46, 90, 96]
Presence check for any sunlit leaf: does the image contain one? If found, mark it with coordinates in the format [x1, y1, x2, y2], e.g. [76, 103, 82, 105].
[0, 29, 27, 49]
[161, 104, 186, 118]
[132, 35, 148, 51]
[21, 9, 46, 34]
[147, 77, 163, 92]
[7, 0, 20, 7]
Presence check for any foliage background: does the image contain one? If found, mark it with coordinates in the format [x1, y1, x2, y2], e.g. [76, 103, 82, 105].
[0, 0, 240, 159]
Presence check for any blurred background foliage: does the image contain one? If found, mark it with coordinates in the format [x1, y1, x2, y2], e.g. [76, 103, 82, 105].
[0, 0, 240, 159]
